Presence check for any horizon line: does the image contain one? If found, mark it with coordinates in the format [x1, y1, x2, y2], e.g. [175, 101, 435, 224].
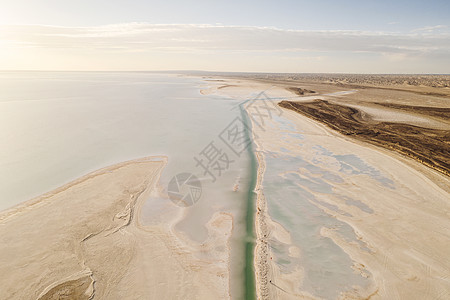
[0, 69, 449, 76]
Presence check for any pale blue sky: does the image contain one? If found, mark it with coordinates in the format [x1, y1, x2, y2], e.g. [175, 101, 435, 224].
[1, 0, 449, 31]
[0, 0, 449, 72]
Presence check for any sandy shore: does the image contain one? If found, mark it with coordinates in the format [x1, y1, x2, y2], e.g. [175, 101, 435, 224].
[0, 156, 231, 299]
[209, 77, 450, 299]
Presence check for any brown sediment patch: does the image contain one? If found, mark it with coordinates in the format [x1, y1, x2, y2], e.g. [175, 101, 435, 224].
[278, 100, 450, 177]
[287, 87, 316, 96]
[218, 84, 238, 89]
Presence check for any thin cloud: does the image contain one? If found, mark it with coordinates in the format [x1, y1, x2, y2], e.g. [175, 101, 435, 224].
[412, 25, 448, 33]
[2, 23, 449, 55]
[1, 23, 449, 72]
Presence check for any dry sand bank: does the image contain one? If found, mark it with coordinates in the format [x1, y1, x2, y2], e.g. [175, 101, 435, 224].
[0, 157, 231, 299]
[210, 78, 450, 299]
[208, 73, 450, 100]
[203, 74, 450, 188]
[263, 108, 450, 299]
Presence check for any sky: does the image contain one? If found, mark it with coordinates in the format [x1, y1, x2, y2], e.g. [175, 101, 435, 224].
[0, 0, 449, 73]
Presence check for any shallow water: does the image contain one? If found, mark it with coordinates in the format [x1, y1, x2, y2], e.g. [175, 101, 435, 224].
[0, 72, 249, 210]
[0, 71, 253, 298]
[264, 154, 372, 298]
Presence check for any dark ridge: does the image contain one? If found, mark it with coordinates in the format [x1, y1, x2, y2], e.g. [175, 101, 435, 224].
[287, 87, 316, 95]
[279, 100, 450, 177]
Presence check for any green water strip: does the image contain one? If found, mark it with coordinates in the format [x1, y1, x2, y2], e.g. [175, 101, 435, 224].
[239, 102, 257, 300]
